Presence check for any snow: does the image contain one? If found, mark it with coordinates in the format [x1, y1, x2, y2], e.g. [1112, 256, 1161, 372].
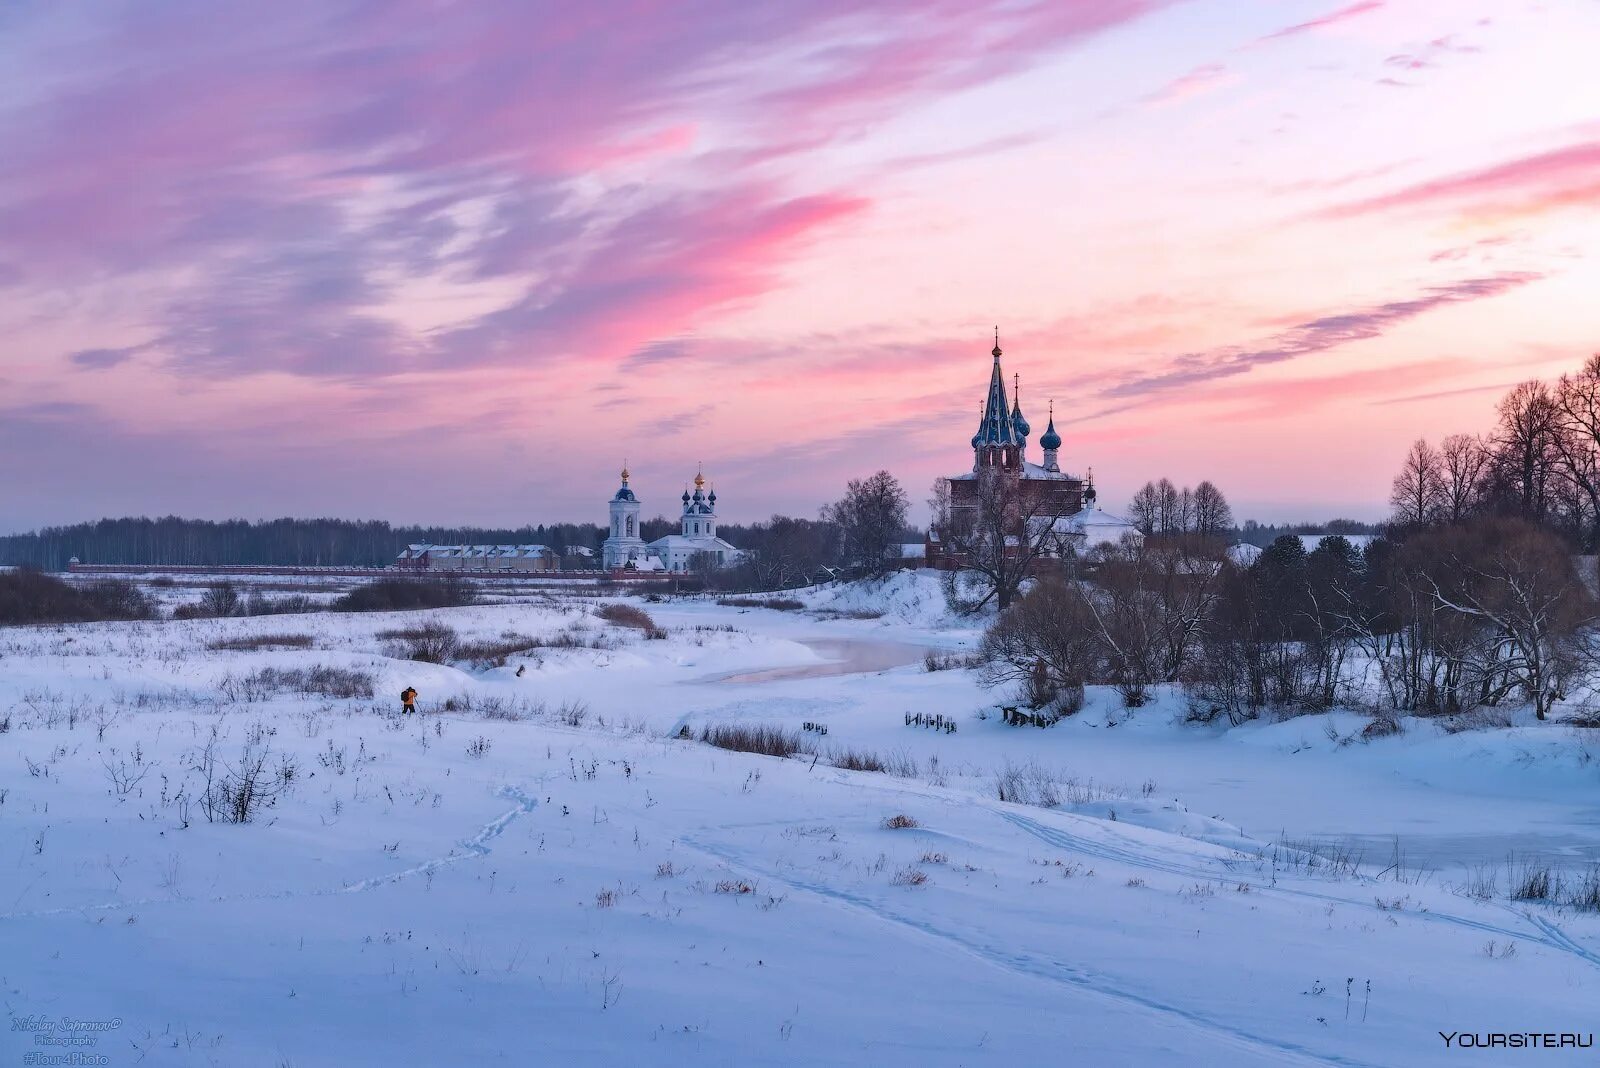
[790, 568, 975, 631]
[1297, 533, 1377, 553]
[2, 581, 1597, 1065]
[1228, 542, 1264, 566]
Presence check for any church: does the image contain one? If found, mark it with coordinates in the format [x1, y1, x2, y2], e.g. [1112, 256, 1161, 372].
[927, 331, 1139, 568]
[602, 466, 744, 573]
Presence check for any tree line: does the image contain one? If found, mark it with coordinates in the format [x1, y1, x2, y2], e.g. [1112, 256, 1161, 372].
[0, 516, 610, 570]
[982, 517, 1594, 726]
[1390, 354, 1600, 548]
[0, 479, 921, 586]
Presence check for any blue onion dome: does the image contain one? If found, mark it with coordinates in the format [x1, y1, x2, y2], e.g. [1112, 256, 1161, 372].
[681, 487, 691, 503]
[1040, 416, 1061, 451]
[613, 465, 636, 501]
[707, 487, 717, 504]
[1011, 404, 1030, 440]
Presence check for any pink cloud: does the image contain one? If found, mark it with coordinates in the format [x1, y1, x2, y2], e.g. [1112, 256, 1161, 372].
[1256, 1, 1386, 43]
[1093, 272, 1543, 403]
[1142, 63, 1234, 106]
[1324, 140, 1600, 220]
[0, 0, 1167, 384]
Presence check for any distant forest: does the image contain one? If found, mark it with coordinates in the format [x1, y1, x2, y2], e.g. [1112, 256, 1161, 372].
[0, 517, 611, 570]
[0, 514, 869, 570]
[1, 511, 1368, 571]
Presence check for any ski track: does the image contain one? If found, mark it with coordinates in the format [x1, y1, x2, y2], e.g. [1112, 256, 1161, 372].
[681, 834, 1383, 1068]
[0, 784, 537, 922]
[996, 809, 1600, 973]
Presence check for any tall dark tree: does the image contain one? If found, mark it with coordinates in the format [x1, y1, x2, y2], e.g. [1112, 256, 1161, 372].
[1389, 438, 1444, 528]
[820, 471, 909, 575]
[930, 468, 1075, 613]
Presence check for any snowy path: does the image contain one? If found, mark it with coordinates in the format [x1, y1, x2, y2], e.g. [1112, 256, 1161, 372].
[681, 830, 1383, 1068]
[0, 785, 538, 922]
[996, 809, 1600, 972]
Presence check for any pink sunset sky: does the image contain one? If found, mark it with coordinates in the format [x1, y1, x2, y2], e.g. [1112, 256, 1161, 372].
[2, 0, 1598, 531]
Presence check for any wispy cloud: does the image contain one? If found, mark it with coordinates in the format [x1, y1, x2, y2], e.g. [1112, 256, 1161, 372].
[1323, 140, 1600, 221]
[67, 346, 142, 370]
[1256, 1, 1385, 43]
[0, 0, 1165, 382]
[1098, 272, 1542, 400]
[1141, 63, 1233, 106]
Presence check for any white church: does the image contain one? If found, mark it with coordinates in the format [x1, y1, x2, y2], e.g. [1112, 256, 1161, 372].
[602, 466, 745, 573]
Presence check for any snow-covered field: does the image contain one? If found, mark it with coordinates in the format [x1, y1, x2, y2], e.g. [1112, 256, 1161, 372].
[3, 571, 1597, 1065]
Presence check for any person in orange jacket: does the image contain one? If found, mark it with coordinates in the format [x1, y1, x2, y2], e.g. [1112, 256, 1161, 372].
[401, 686, 418, 714]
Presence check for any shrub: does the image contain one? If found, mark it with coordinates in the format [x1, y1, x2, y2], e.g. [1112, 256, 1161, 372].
[716, 597, 804, 611]
[0, 569, 155, 625]
[221, 665, 376, 701]
[199, 583, 243, 618]
[994, 761, 1119, 808]
[1509, 857, 1555, 901]
[596, 603, 657, 631]
[192, 741, 296, 824]
[244, 592, 320, 616]
[891, 867, 929, 886]
[334, 577, 474, 613]
[1361, 715, 1403, 740]
[828, 748, 919, 777]
[400, 623, 459, 663]
[456, 633, 538, 668]
[922, 651, 970, 672]
[1566, 866, 1600, 912]
[830, 748, 888, 773]
[208, 634, 315, 652]
[882, 814, 919, 830]
[698, 724, 808, 758]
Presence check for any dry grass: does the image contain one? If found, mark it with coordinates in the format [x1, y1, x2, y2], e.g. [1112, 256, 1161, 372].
[207, 633, 314, 652]
[716, 597, 804, 611]
[882, 814, 919, 830]
[595, 603, 659, 633]
[891, 867, 929, 887]
[699, 724, 809, 758]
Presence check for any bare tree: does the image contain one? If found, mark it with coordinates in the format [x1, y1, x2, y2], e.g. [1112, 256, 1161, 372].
[1413, 519, 1594, 720]
[821, 471, 909, 575]
[1128, 481, 1160, 536]
[930, 468, 1076, 613]
[978, 577, 1098, 710]
[1191, 481, 1234, 536]
[1438, 433, 1488, 524]
[1492, 380, 1561, 522]
[1389, 439, 1444, 527]
[1552, 354, 1600, 548]
[1155, 478, 1181, 536]
[748, 515, 834, 589]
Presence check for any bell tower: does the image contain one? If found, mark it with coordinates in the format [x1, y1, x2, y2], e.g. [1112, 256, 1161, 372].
[602, 464, 645, 568]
